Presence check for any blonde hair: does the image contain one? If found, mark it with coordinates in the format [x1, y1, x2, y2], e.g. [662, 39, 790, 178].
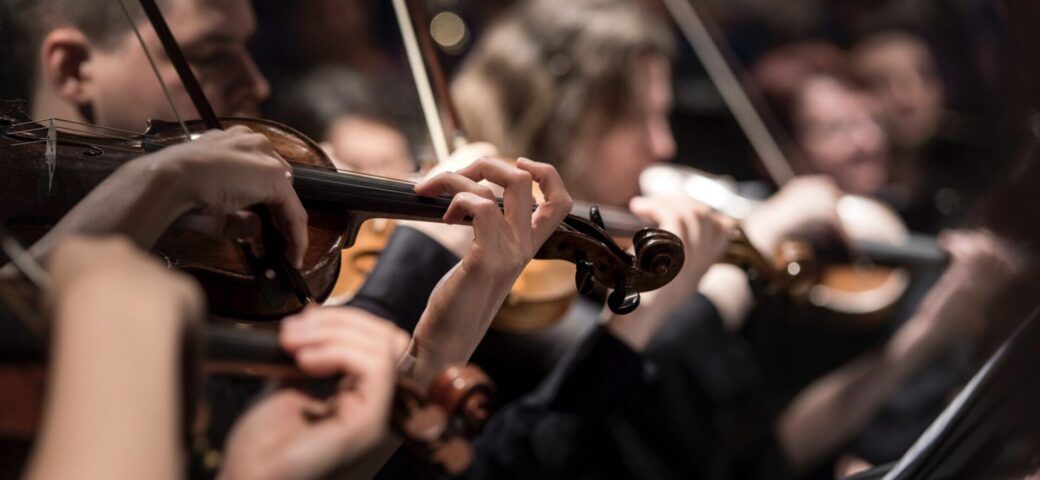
[452, 0, 673, 187]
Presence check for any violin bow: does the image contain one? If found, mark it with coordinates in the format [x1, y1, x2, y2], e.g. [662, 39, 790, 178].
[0, 227, 49, 337]
[660, 0, 797, 186]
[392, 0, 469, 164]
[118, 0, 316, 307]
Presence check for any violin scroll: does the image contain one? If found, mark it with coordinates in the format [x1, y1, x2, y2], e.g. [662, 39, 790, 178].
[536, 212, 685, 315]
[395, 365, 495, 476]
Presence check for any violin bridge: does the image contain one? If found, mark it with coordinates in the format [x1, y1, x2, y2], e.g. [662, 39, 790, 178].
[45, 118, 56, 195]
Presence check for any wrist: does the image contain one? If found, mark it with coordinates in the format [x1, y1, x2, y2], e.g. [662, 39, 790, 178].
[141, 151, 197, 219]
[741, 210, 783, 257]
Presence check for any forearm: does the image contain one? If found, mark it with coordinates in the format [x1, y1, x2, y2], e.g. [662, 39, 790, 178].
[26, 282, 185, 480]
[777, 303, 947, 472]
[407, 263, 514, 385]
[25, 159, 189, 261]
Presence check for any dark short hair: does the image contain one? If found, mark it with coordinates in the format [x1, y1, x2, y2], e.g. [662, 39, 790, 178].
[0, 0, 166, 96]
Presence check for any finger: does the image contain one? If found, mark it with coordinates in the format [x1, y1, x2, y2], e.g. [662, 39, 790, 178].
[175, 211, 264, 241]
[230, 130, 277, 158]
[456, 157, 533, 232]
[281, 308, 395, 351]
[223, 124, 254, 136]
[387, 327, 410, 360]
[414, 171, 496, 202]
[516, 158, 572, 243]
[629, 196, 659, 223]
[443, 192, 506, 233]
[294, 342, 392, 379]
[266, 173, 309, 269]
[714, 211, 738, 232]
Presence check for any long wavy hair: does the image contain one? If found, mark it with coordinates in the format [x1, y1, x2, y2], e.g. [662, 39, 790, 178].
[451, 0, 673, 195]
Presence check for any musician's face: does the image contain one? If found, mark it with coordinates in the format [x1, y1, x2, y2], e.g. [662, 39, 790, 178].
[577, 55, 675, 206]
[795, 76, 890, 195]
[88, 0, 270, 131]
[852, 33, 944, 149]
[326, 116, 414, 180]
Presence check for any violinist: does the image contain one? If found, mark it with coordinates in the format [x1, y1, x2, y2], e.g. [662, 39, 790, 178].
[438, 0, 1029, 477]
[0, 1, 716, 478]
[20, 234, 412, 480]
[850, 29, 1000, 233]
[0, 0, 583, 475]
[441, 0, 848, 396]
[269, 65, 417, 180]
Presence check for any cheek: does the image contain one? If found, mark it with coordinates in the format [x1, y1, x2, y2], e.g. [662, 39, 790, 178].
[594, 135, 647, 198]
[802, 137, 847, 172]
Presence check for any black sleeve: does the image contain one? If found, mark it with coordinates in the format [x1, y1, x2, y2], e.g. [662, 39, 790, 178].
[347, 226, 460, 331]
[609, 294, 794, 480]
[463, 325, 648, 479]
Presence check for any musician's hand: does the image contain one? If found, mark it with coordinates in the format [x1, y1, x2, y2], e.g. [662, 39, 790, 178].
[743, 176, 847, 255]
[406, 157, 572, 384]
[630, 195, 735, 294]
[400, 142, 503, 257]
[916, 230, 1025, 344]
[219, 306, 409, 480]
[607, 195, 734, 350]
[152, 126, 309, 268]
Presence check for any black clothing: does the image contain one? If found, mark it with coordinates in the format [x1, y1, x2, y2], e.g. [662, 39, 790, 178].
[355, 227, 791, 479]
[349, 226, 461, 328]
[375, 325, 649, 479]
[604, 294, 792, 480]
[349, 226, 594, 404]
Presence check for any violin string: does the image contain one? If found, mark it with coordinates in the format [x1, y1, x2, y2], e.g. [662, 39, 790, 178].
[3, 119, 173, 149]
[117, 0, 192, 140]
[5, 126, 171, 152]
[3, 119, 516, 204]
[4, 118, 169, 138]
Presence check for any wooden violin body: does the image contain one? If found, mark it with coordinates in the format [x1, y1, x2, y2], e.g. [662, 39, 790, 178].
[0, 100, 685, 321]
[641, 163, 949, 327]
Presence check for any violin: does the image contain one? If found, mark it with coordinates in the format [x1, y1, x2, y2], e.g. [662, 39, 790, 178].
[645, 164, 948, 321]
[645, 0, 950, 326]
[0, 101, 684, 321]
[500, 193, 946, 332]
[0, 231, 491, 476]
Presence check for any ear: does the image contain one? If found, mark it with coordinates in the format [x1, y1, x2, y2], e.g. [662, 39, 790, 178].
[39, 28, 94, 107]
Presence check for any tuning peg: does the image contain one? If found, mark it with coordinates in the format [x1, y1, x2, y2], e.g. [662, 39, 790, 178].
[589, 205, 606, 230]
[402, 404, 448, 443]
[574, 260, 595, 295]
[607, 284, 640, 314]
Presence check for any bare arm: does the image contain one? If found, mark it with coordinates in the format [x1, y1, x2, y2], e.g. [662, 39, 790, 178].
[777, 230, 1024, 472]
[24, 237, 203, 480]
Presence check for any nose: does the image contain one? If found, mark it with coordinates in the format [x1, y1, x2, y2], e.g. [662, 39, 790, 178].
[648, 115, 677, 163]
[849, 117, 886, 156]
[233, 53, 271, 107]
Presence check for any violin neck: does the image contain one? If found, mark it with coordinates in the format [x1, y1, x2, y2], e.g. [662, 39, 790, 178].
[854, 234, 948, 268]
[571, 201, 650, 237]
[291, 166, 455, 223]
